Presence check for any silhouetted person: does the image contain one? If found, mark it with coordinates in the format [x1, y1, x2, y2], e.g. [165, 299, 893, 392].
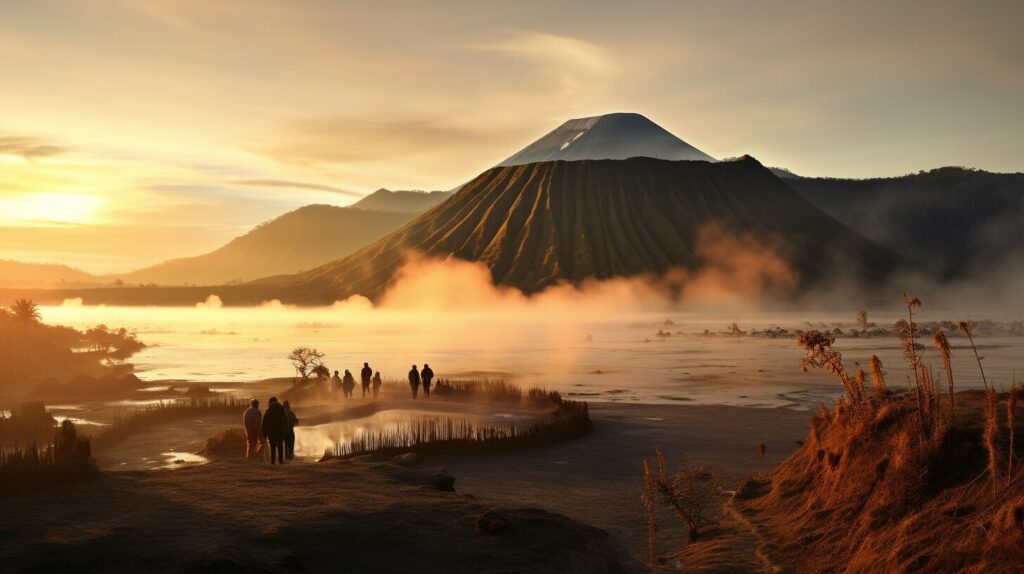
[243, 399, 262, 459]
[372, 371, 382, 398]
[342, 369, 356, 398]
[408, 365, 421, 399]
[282, 400, 298, 460]
[360, 362, 373, 397]
[261, 397, 286, 464]
[421, 363, 434, 398]
[330, 370, 342, 394]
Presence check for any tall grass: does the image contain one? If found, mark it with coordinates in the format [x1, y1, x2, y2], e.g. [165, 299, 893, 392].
[641, 459, 658, 565]
[0, 421, 94, 491]
[323, 400, 590, 460]
[934, 330, 956, 424]
[984, 388, 1001, 487]
[959, 321, 989, 391]
[94, 395, 249, 451]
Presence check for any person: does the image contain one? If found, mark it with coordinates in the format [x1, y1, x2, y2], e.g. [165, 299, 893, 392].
[243, 399, 262, 459]
[330, 370, 342, 394]
[421, 363, 434, 398]
[342, 369, 356, 398]
[261, 396, 286, 464]
[408, 364, 421, 399]
[282, 400, 299, 460]
[360, 362, 373, 397]
[372, 371, 382, 398]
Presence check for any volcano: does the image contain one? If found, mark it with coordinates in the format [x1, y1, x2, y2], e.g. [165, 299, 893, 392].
[499, 112, 715, 166]
[271, 156, 909, 304]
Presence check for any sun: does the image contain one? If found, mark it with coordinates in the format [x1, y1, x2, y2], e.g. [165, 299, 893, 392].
[0, 192, 100, 226]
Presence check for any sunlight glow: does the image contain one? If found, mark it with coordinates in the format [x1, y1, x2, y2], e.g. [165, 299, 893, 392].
[0, 192, 100, 226]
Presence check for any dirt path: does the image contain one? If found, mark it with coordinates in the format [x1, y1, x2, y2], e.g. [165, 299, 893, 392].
[421, 402, 809, 568]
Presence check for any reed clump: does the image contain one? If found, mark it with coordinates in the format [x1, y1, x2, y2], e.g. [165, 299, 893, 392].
[0, 420, 97, 494]
[323, 400, 590, 460]
[94, 395, 250, 451]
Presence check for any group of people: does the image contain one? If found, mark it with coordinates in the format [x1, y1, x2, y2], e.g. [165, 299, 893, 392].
[407, 363, 434, 398]
[328, 362, 383, 398]
[242, 397, 299, 464]
[242, 362, 439, 463]
[321, 361, 438, 400]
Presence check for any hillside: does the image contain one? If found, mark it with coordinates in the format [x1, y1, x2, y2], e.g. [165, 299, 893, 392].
[790, 167, 1024, 275]
[499, 112, 715, 166]
[271, 156, 909, 304]
[114, 205, 416, 285]
[0, 260, 99, 289]
[350, 188, 452, 213]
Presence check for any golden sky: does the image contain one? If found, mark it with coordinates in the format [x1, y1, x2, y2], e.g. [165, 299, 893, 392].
[1, 0, 1022, 273]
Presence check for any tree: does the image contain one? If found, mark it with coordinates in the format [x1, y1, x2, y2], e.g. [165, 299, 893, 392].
[313, 364, 330, 381]
[856, 309, 868, 330]
[288, 347, 325, 382]
[9, 299, 41, 325]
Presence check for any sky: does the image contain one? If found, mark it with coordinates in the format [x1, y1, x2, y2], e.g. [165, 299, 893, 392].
[1, 0, 1022, 273]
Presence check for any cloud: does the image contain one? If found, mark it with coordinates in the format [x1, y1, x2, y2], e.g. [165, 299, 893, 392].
[230, 179, 361, 197]
[258, 114, 499, 167]
[0, 135, 68, 160]
[466, 32, 615, 76]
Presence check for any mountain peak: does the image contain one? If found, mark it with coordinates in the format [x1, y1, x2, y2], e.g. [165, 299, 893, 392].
[499, 112, 715, 166]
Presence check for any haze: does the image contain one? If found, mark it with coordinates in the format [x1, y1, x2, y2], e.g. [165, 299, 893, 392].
[2, 0, 1023, 272]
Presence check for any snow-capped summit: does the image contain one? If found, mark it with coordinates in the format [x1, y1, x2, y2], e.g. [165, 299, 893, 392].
[499, 112, 715, 166]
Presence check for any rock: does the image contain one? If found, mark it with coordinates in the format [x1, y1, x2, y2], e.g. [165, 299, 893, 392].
[396, 452, 419, 466]
[476, 510, 511, 535]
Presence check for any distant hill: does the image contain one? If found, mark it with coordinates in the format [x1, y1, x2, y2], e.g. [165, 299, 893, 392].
[499, 112, 715, 166]
[271, 156, 909, 304]
[0, 260, 99, 289]
[350, 189, 451, 213]
[113, 205, 417, 285]
[789, 167, 1024, 274]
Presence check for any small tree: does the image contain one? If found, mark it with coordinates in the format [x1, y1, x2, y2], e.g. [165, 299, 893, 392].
[647, 449, 721, 542]
[9, 299, 41, 325]
[288, 347, 325, 382]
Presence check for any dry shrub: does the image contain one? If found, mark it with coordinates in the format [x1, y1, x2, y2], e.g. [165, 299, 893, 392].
[645, 449, 721, 543]
[202, 428, 248, 458]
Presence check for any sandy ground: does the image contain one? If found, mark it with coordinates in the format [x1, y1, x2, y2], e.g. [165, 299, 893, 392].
[2, 456, 643, 573]
[423, 402, 809, 565]
[3, 401, 809, 573]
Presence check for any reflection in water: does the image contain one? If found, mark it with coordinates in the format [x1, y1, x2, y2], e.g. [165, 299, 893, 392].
[159, 451, 208, 469]
[294, 409, 530, 459]
[53, 415, 108, 426]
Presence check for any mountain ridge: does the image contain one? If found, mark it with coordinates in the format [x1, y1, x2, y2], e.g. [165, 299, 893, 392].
[268, 156, 910, 304]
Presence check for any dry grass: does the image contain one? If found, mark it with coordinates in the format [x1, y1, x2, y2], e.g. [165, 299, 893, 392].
[92, 395, 249, 451]
[0, 421, 97, 493]
[735, 295, 1024, 573]
[322, 400, 590, 460]
[642, 448, 721, 552]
